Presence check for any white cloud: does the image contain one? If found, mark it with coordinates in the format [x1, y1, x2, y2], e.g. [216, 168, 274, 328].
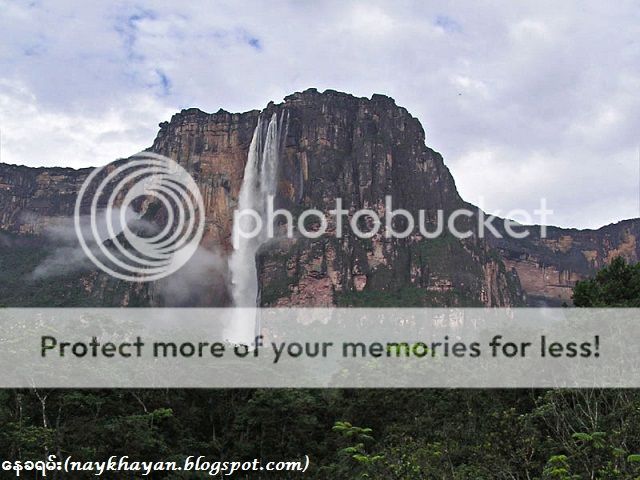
[0, 79, 173, 168]
[0, 0, 638, 228]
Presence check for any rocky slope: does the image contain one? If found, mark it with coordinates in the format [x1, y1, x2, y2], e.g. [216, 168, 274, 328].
[0, 89, 637, 307]
[487, 219, 639, 306]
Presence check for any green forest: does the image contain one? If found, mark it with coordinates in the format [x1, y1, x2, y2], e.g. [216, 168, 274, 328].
[1, 258, 640, 479]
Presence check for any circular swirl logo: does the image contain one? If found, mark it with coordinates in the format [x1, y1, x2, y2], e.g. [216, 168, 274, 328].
[74, 152, 205, 282]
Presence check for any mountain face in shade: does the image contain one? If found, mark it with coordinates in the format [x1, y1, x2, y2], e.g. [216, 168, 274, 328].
[0, 89, 637, 307]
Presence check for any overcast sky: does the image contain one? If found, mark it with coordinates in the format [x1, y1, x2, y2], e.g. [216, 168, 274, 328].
[0, 1, 638, 229]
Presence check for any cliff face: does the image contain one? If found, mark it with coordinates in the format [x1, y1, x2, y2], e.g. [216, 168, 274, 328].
[150, 107, 260, 250]
[253, 90, 520, 306]
[488, 220, 639, 305]
[146, 89, 522, 307]
[0, 88, 637, 307]
[0, 164, 91, 234]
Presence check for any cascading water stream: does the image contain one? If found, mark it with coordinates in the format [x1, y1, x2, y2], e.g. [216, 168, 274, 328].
[225, 112, 284, 343]
[228, 111, 286, 324]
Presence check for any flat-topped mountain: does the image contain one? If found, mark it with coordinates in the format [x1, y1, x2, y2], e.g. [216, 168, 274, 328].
[1, 89, 637, 307]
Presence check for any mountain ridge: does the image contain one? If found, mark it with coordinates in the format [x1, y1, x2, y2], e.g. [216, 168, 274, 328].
[1, 88, 638, 307]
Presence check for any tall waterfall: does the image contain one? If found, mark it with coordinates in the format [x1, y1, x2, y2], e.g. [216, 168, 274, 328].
[229, 112, 282, 308]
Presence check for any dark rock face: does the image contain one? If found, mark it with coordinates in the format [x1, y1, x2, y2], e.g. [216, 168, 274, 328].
[0, 89, 637, 307]
[150, 107, 260, 250]
[256, 89, 520, 306]
[488, 220, 639, 305]
[0, 164, 91, 234]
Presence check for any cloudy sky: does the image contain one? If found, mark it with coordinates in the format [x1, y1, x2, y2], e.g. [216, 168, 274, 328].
[0, 0, 638, 229]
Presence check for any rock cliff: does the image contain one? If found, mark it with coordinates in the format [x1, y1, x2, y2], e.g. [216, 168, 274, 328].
[487, 219, 639, 305]
[0, 89, 637, 307]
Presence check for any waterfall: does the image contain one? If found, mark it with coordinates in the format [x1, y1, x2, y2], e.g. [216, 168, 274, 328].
[229, 112, 281, 308]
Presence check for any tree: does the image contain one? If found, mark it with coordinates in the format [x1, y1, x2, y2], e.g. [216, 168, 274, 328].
[535, 258, 640, 479]
[573, 257, 640, 307]
[326, 421, 384, 479]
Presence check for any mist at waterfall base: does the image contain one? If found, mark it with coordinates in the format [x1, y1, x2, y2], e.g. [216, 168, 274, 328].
[226, 112, 285, 344]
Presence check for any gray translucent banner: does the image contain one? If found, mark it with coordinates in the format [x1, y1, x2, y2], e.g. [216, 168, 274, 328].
[0, 308, 637, 388]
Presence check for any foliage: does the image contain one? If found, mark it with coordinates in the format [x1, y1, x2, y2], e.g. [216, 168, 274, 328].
[573, 256, 640, 307]
[326, 421, 383, 478]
